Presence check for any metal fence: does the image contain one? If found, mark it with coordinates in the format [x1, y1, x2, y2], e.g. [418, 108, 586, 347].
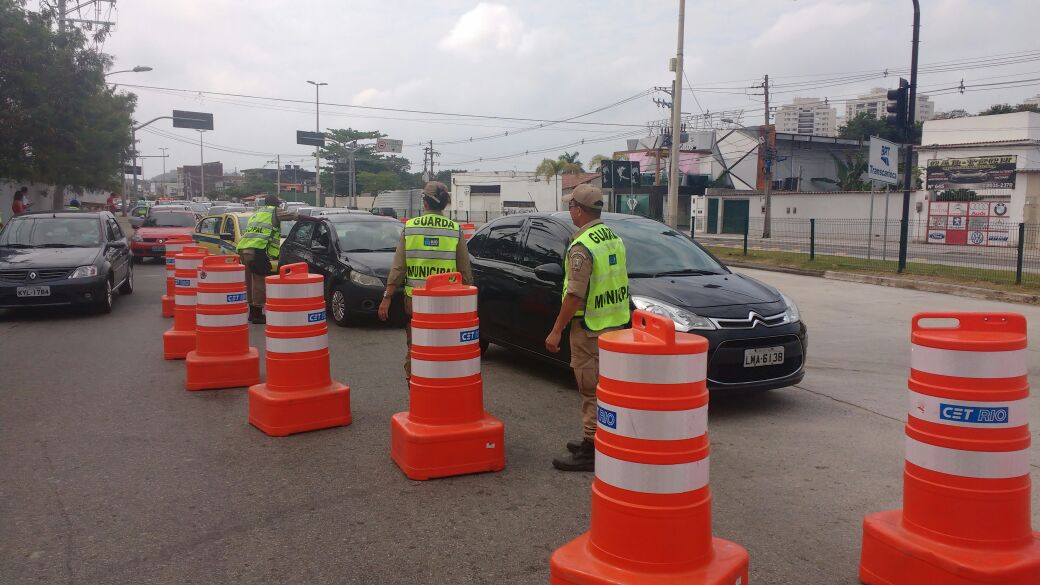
[696, 218, 1040, 287]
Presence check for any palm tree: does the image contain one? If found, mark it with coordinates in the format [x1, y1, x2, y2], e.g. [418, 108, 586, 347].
[588, 153, 629, 172]
[813, 153, 869, 191]
[535, 156, 583, 183]
[557, 151, 583, 172]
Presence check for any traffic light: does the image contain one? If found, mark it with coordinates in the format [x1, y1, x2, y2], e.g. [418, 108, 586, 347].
[886, 78, 910, 130]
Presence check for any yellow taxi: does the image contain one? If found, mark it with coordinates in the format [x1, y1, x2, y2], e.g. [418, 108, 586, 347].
[192, 212, 295, 268]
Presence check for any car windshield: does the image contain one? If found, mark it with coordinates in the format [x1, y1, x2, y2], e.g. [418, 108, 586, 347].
[333, 220, 402, 252]
[0, 217, 101, 247]
[604, 218, 725, 276]
[147, 213, 196, 227]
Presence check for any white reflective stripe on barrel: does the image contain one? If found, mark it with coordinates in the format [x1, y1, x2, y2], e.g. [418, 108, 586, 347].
[411, 326, 480, 347]
[907, 390, 1028, 428]
[596, 401, 707, 441]
[412, 294, 477, 315]
[411, 356, 480, 379]
[175, 258, 203, 270]
[599, 350, 706, 385]
[174, 294, 197, 306]
[266, 308, 327, 327]
[174, 277, 197, 289]
[267, 282, 324, 299]
[197, 291, 248, 306]
[196, 312, 249, 327]
[266, 333, 328, 353]
[910, 344, 1027, 379]
[905, 436, 1030, 479]
[595, 452, 710, 494]
[198, 270, 244, 284]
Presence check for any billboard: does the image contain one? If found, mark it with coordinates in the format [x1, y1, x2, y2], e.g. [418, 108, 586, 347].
[172, 110, 214, 130]
[925, 155, 1017, 190]
[600, 160, 641, 188]
[375, 138, 403, 153]
[296, 131, 326, 147]
[926, 199, 1011, 247]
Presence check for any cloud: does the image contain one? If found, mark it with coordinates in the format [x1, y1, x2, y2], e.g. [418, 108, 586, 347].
[438, 3, 548, 57]
[351, 79, 430, 107]
[752, 1, 872, 48]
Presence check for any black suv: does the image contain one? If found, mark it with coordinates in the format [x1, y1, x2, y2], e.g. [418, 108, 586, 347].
[468, 212, 807, 392]
[279, 214, 404, 325]
[0, 210, 133, 313]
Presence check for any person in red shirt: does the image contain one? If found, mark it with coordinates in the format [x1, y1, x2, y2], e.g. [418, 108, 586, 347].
[106, 192, 118, 213]
[11, 191, 27, 215]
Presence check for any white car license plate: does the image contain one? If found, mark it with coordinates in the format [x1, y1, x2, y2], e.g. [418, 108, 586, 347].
[16, 286, 51, 298]
[744, 346, 784, 367]
[151, 246, 165, 252]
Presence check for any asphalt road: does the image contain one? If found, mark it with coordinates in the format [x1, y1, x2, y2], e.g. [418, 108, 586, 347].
[1, 263, 1038, 584]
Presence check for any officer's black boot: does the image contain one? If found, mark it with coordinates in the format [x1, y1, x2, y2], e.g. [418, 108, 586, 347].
[250, 306, 266, 324]
[553, 438, 594, 472]
[566, 438, 585, 454]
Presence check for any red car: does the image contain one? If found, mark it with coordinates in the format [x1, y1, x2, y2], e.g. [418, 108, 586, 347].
[130, 210, 197, 262]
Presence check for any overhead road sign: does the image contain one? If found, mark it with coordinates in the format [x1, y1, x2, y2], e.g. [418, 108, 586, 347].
[601, 160, 641, 188]
[172, 110, 214, 131]
[297, 131, 326, 147]
[123, 164, 142, 175]
[868, 137, 900, 186]
[376, 138, 404, 153]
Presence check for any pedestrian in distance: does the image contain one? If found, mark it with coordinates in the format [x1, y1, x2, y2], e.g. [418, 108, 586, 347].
[20, 187, 32, 212]
[236, 194, 298, 325]
[11, 190, 27, 215]
[545, 184, 630, 472]
[379, 181, 473, 378]
[107, 192, 118, 213]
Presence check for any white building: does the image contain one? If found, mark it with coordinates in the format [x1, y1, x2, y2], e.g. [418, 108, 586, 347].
[450, 171, 562, 220]
[845, 87, 935, 122]
[775, 98, 838, 137]
[1024, 94, 1040, 108]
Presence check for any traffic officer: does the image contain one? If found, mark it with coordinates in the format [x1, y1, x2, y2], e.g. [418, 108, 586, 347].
[545, 184, 630, 472]
[379, 181, 473, 378]
[236, 195, 297, 324]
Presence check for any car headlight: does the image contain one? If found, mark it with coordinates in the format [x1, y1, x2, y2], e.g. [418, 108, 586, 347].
[631, 295, 716, 332]
[349, 270, 383, 287]
[781, 293, 800, 324]
[131, 234, 143, 242]
[70, 265, 99, 279]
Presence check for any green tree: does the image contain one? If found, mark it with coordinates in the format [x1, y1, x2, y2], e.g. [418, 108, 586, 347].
[979, 103, 1040, 116]
[814, 153, 869, 191]
[932, 109, 971, 120]
[838, 112, 922, 144]
[318, 128, 422, 195]
[0, 0, 136, 208]
[588, 152, 628, 171]
[557, 151, 584, 172]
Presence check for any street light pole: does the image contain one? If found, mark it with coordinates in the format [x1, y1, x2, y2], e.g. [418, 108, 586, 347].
[897, 0, 921, 273]
[159, 147, 168, 197]
[666, 0, 685, 229]
[105, 66, 153, 77]
[307, 80, 328, 205]
[199, 130, 205, 201]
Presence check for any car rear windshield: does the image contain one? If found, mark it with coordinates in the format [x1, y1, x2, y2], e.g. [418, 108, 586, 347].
[147, 213, 196, 227]
[605, 218, 725, 275]
[333, 220, 402, 252]
[0, 217, 102, 247]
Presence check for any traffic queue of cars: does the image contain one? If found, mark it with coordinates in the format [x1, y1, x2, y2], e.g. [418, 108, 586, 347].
[0, 206, 807, 393]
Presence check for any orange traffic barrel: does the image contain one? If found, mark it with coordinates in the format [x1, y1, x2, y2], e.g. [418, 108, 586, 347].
[860, 312, 1039, 585]
[161, 236, 193, 318]
[461, 223, 476, 241]
[185, 255, 260, 391]
[247, 263, 351, 436]
[162, 246, 208, 360]
[390, 272, 504, 480]
[550, 310, 748, 585]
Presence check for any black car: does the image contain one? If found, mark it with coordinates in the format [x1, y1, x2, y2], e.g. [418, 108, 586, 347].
[370, 207, 398, 219]
[279, 214, 404, 325]
[468, 212, 807, 392]
[0, 210, 133, 313]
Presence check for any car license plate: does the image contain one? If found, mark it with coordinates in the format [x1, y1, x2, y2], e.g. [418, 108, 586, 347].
[151, 246, 165, 252]
[16, 286, 51, 298]
[744, 346, 784, 367]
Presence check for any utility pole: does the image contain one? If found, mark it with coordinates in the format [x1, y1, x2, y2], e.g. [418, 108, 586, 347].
[159, 147, 169, 185]
[276, 155, 281, 198]
[761, 74, 774, 238]
[665, 0, 685, 229]
[898, 0, 921, 273]
[307, 80, 328, 204]
[199, 130, 205, 200]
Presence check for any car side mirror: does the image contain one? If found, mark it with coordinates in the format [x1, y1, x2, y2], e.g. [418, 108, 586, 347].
[534, 262, 564, 283]
[129, 217, 144, 228]
[109, 240, 127, 248]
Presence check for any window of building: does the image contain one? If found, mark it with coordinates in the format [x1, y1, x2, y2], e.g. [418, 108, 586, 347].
[470, 185, 501, 195]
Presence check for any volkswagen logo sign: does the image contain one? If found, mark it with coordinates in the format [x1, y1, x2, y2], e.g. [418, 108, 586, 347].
[28, 271, 37, 280]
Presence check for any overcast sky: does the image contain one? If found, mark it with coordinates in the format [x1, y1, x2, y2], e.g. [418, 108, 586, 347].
[86, 0, 1040, 180]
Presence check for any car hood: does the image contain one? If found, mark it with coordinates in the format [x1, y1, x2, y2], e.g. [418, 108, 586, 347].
[340, 251, 395, 279]
[630, 272, 784, 317]
[0, 247, 101, 268]
[135, 227, 194, 239]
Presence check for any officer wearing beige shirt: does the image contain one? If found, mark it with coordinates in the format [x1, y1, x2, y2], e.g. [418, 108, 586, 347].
[545, 184, 630, 472]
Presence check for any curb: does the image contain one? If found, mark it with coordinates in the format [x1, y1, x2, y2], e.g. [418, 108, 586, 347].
[728, 261, 1040, 306]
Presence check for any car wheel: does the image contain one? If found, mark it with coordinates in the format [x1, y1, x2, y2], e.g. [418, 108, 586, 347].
[94, 277, 114, 314]
[118, 264, 134, 295]
[328, 286, 350, 327]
